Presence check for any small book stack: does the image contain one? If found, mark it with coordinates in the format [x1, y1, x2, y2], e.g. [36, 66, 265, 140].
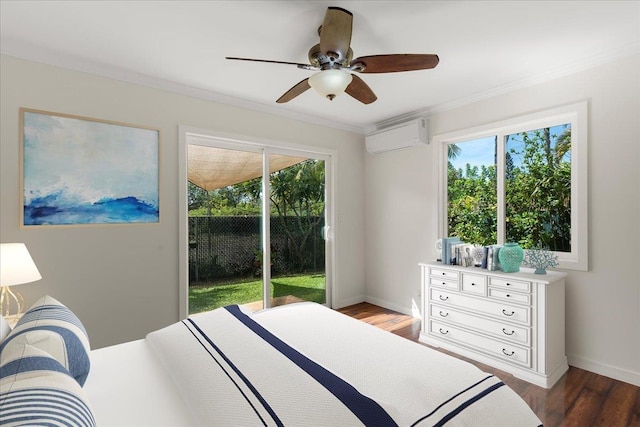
[439, 237, 502, 271]
[485, 245, 502, 271]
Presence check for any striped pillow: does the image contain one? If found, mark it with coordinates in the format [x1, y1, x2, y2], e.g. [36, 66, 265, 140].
[0, 344, 96, 427]
[0, 296, 91, 386]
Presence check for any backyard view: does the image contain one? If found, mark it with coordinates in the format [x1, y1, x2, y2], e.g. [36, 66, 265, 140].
[447, 124, 572, 251]
[188, 147, 326, 314]
[189, 274, 325, 313]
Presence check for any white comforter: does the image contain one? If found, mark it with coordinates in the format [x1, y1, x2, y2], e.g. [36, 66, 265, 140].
[145, 302, 542, 426]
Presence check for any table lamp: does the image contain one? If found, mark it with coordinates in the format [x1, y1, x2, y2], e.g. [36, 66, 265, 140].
[0, 243, 42, 318]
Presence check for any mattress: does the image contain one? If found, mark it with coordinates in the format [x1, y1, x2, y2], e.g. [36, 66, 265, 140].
[84, 338, 195, 426]
[83, 302, 542, 426]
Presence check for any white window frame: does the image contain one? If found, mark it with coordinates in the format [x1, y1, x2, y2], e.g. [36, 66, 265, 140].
[433, 101, 588, 271]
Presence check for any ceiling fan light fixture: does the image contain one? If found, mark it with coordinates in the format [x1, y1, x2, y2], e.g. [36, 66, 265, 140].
[228, 7, 439, 104]
[308, 69, 353, 101]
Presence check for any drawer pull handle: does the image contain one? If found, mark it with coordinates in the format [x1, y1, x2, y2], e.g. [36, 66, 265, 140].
[439, 295, 449, 301]
[506, 283, 511, 286]
[471, 283, 476, 286]
[502, 349, 515, 356]
[506, 294, 511, 297]
[439, 311, 449, 317]
[441, 282, 447, 285]
[502, 309, 515, 317]
[502, 328, 515, 336]
[442, 272, 446, 275]
[439, 328, 449, 335]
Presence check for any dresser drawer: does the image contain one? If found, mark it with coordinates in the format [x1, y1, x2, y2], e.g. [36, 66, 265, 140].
[430, 303, 531, 346]
[461, 273, 487, 296]
[429, 277, 459, 290]
[429, 268, 460, 282]
[430, 320, 531, 368]
[420, 262, 568, 389]
[429, 288, 531, 325]
[489, 277, 531, 293]
[488, 288, 531, 305]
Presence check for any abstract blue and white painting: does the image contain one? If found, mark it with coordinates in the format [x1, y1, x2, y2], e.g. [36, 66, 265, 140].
[22, 110, 159, 226]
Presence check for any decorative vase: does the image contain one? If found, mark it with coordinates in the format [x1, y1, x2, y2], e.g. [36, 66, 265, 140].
[499, 243, 524, 273]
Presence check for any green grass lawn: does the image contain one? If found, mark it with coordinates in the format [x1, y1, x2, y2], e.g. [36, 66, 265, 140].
[189, 274, 326, 314]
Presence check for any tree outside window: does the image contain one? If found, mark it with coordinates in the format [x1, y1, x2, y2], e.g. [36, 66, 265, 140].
[447, 125, 572, 251]
[504, 125, 571, 251]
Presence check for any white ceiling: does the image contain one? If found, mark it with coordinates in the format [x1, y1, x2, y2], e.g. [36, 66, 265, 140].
[1, 1, 638, 134]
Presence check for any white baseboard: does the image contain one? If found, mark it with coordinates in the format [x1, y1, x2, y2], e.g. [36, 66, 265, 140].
[364, 296, 414, 317]
[332, 294, 366, 310]
[568, 354, 640, 387]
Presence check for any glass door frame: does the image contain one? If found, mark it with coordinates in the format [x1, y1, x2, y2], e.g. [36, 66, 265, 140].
[178, 126, 335, 318]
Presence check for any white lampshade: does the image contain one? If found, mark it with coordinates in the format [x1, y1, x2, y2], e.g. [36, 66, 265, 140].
[308, 69, 353, 101]
[1, 243, 42, 287]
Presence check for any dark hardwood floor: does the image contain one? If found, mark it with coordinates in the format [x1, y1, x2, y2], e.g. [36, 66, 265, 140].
[337, 302, 640, 427]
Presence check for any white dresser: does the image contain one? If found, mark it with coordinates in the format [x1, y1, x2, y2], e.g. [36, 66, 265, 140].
[419, 261, 568, 388]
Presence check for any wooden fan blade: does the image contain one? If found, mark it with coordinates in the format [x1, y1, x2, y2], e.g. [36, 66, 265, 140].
[345, 74, 377, 104]
[350, 54, 439, 73]
[276, 78, 311, 103]
[226, 57, 312, 68]
[319, 7, 353, 63]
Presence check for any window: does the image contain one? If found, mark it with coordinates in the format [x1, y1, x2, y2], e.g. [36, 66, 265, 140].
[434, 102, 588, 270]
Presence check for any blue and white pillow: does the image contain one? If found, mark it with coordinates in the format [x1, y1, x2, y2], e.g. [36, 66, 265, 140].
[0, 296, 91, 386]
[0, 344, 95, 427]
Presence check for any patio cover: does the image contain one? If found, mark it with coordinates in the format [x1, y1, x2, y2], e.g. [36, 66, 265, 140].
[188, 145, 309, 191]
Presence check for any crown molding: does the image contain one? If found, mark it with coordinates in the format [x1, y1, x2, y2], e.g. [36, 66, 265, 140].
[370, 41, 640, 133]
[0, 40, 366, 135]
[3, 38, 637, 137]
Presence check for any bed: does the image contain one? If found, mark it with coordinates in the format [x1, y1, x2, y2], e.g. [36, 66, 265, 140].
[1, 296, 542, 426]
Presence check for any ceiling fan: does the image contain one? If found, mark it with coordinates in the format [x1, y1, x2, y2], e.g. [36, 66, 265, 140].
[226, 6, 439, 104]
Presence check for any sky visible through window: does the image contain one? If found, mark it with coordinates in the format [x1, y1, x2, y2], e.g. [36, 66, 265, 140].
[449, 124, 570, 174]
[449, 136, 495, 172]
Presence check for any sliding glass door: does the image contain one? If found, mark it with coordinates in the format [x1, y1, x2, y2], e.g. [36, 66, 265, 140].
[187, 144, 266, 312]
[267, 153, 326, 308]
[184, 137, 331, 315]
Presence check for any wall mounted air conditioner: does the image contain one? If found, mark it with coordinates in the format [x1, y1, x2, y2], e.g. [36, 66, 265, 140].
[365, 118, 428, 154]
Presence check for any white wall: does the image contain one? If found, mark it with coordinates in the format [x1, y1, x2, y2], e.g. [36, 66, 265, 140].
[363, 146, 432, 315]
[3, 52, 638, 387]
[365, 54, 640, 386]
[0, 55, 366, 349]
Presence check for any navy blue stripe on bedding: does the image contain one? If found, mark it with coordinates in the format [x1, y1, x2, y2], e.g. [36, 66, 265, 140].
[433, 381, 505, 427]
[184, 318, 278, 427]
[410, 375, 495, 426]
[224, 304, 398, 427]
